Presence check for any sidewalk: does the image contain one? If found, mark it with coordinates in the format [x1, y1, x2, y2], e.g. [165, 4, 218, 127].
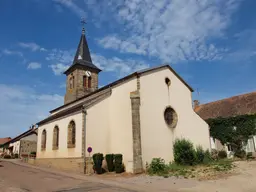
[0, 159, 164, 192]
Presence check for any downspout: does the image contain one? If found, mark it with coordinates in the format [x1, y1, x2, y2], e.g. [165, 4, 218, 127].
[82, 106, 87, 174]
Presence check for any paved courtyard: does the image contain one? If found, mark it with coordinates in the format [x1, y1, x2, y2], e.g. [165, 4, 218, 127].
[0, 161, 139, 192]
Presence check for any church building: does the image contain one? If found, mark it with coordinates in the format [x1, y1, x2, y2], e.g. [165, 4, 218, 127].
[35, 26, 210, 173]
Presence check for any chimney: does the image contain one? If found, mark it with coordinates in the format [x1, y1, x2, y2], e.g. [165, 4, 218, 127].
[193, 100, 200, 109]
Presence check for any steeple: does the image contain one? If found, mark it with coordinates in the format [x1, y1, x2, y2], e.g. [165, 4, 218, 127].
[63, 20, 101, 104]
[64, 21, 101, 75]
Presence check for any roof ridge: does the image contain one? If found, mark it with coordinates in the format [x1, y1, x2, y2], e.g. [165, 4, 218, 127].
[199, 91, 256, 107]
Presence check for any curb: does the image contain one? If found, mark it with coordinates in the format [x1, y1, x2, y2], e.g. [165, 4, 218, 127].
[1, 159, 156, 192]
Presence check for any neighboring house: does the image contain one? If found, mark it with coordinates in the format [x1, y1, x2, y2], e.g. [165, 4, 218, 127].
[36, 26, 210, 174]
[4, 127, 38, 157]
[195, 91, 256, 155]
[0, 137, 11, 155]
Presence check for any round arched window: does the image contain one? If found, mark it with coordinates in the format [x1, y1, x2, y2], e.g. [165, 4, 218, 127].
[164, 107, 178, 128]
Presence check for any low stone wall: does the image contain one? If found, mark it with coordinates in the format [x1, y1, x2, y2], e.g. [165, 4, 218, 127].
[30, 158, 85, 173]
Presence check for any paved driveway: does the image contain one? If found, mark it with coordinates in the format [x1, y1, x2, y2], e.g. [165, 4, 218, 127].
[0, 161, 138, 192]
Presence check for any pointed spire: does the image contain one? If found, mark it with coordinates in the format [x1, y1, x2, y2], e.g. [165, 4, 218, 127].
[64, 19, 101, 75]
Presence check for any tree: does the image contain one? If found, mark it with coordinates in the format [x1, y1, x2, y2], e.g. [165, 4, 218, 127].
[207, 114, 256, 152]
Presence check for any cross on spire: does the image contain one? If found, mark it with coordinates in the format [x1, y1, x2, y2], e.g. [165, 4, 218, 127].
[81, 17, 86, 34]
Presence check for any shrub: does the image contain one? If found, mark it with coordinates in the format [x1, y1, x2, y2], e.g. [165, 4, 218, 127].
[30, 151, 36, 156]
[211, 149, 218, 160]
[173, 139, 196, 165]
[105, 154, 114, 172]
[14, 153, 19, 159]
[203, 149, 212, 164]
[195, 146, 205, 164]
[148, 158, 168, 175]
[218, 150, 227, 159]
[92, 153, 104, 174]
[234, 149, 246, 159]
[3, 154, 11, 159]
[114, 154, 124, 173]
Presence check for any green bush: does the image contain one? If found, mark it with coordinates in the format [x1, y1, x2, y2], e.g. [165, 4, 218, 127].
[92, 153, 104, 174]
[203, 149, 212, 164]
[114, 154, 124, 173]
[14, 153, 19, 159]
[173, 139, 196, 165]
[218, 150, 227, 159]
[234, 149, 246, 159]
[105, 154, 114, 172]
[3, 154, 11, 159]
[148, 158, 168, 175]
[30, 151, 36, 156]
[195, 146, 205, 164]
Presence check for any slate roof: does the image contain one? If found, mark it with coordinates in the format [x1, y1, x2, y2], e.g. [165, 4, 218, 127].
[64, 28, 101, 74]
[195, 91, 256, 120]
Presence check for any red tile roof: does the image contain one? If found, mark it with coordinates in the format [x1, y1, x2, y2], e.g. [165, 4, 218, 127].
[0, 137, 11, 145]
[195, 91, 256, 120]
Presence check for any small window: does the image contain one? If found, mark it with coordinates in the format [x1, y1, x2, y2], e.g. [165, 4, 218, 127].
[164, 107, 178, 128]
[67, 121, 76, 148]
[72, 76, 75, 88]
[52, 126, 59, 150]
[88, 77, 92, 88]
[41, 129, 47, 150]
[69, 77, 73, 89]
[83, 76, 87, 88]
[165, 77, 171, 86]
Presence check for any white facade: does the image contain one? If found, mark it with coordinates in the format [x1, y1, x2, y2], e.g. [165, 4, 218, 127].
[37, 66, 210, 173]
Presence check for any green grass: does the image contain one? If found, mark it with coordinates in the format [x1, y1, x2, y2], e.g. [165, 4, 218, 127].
[147, 159, 234, 178]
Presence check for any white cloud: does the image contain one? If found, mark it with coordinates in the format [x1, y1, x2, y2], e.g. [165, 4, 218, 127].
[27, 62, 42, 70]
[49, 63, 69, 75]
[46, 49, 74, 75]
[91, 53, 149, 77]
[2, 49, 23, 57]
[53, 0, 86, 17]
[0, 84, 63, 137]
[19, 42, 47, 52]
[92, 0, 241, 63]
[46, 49, 74, 64]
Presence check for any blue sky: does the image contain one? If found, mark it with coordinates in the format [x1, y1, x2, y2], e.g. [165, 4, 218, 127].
[0, 0, 255, 137]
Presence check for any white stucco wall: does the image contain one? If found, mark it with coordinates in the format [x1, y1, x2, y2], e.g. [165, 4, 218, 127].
[140, 68, 210, 166]
[10, 141, 20, 154]
[85, 97, 110, 156]
[37, 112, 83, 159]
[85, 78, 136, 172]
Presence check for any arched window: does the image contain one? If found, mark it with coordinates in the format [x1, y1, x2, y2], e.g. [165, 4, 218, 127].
[83, 76, 87, 88]
[88, 77, 92, 88]
[41, 129, 47, 150]
[52, 126, 59, 150]
[67, 121, 76, 148]
[69, 77, 73, 89]
[72, 76, 75, 88]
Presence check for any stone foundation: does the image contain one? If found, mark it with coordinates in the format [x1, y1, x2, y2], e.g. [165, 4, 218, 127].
[30, 158, 84, 173]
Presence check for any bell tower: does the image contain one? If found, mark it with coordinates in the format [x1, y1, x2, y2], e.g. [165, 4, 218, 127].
[64, 20, 101, 104]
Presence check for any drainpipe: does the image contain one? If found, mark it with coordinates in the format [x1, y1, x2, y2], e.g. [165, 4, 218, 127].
[82, 106, 87, 174]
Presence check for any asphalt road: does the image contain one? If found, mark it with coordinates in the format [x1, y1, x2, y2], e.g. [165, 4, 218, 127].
[0, 161, 138, 192]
